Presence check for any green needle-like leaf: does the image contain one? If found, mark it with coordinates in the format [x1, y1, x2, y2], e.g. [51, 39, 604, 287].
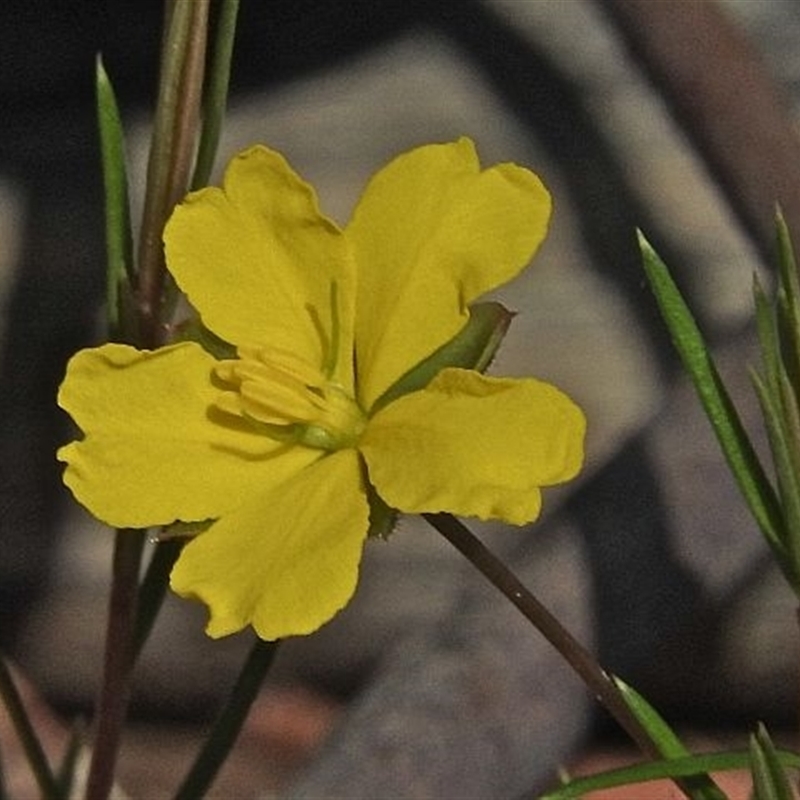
[754, 275, 781, 396]
[750, 724, 797, 800]
[614, 677, 726, 800]
[751, 370, 800, 586]
[752, 268, 800, 584]
[96, 56, 134, 336]
[543, 748, 799, 800]
[639, 232, 785, 556]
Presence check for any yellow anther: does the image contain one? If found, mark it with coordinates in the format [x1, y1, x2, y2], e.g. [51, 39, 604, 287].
[213, 346, 365, 451]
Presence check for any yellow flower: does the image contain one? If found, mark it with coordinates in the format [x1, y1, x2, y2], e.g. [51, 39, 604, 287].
[57, 139, 585, 641]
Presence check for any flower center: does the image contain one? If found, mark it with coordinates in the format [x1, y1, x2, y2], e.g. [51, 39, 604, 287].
[214, 345, 366, 451]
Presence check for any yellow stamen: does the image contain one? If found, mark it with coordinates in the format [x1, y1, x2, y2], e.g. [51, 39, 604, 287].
[214, 346, 365, 450]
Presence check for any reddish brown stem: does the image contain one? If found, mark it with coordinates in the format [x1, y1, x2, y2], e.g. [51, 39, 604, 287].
[84, 531, 145, 800]
[136, 0, 209, 347]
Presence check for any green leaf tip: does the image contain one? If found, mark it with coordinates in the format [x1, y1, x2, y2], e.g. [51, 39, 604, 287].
[613, 677, 726, 800]
[638, 233, 785, 564]
[750, 724, 797, 800]
[95, 53, 134, 338]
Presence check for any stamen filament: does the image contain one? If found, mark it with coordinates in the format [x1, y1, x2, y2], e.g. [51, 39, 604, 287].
[213, 339, 365, 450]
[326, 281, 340, 379]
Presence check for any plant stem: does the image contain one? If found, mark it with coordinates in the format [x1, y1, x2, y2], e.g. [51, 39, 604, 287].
[0, 658, 60, 799]
[172, 639, 279, 800]
[84, 530, 146, 800]
[191, 0, 240, 190]
[424, 513, 664, 761]
[137, 0, 209, 347]
[133, 539, 184, 659]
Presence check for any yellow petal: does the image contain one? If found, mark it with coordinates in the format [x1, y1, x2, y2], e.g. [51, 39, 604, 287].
[57, 342, 320, 528]
[359, 368, 585, 525]
[170, 449, 369, 640]
[164, 146, 356, 387]
[347, 138, 551, 409]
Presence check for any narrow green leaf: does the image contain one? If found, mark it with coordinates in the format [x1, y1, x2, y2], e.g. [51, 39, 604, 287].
[751, 276, 796, 577]
[756, 216, 800, 586]
[776, 365, 800, 574]
[191, 0, 240, 189]
[542, 749, 799, 800]
[754, 274, 781, 394]
[371, 301, 514, 413]
[750, 724, 797, 800]
[96, 56, 134, 336]
[750, 371, 798, 582]
[775, 212, 800, 393]
[614, 678, 688, 758]
[639, 232, 784, 554]
[614, 677, 726, 800]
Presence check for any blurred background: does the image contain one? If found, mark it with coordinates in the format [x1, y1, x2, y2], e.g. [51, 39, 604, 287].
[2, 0, 800, 796]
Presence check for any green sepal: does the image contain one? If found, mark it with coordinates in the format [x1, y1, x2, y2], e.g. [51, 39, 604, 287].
[750, 723, 797, 800]
[364, 301, 514, 537]
[171, 315, 236, 360]
[96, 55, 134, 339]
[639, 232, 785, 560]
[365, 481, 398, 540]
[370, 301, 514, 414]
[155, 520, 214, 541]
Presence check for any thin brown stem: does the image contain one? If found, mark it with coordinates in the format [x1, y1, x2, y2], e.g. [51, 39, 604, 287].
[84, 530, 146, 800]
[423, 513, 663, 760]
[136, 0, 209, 347]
